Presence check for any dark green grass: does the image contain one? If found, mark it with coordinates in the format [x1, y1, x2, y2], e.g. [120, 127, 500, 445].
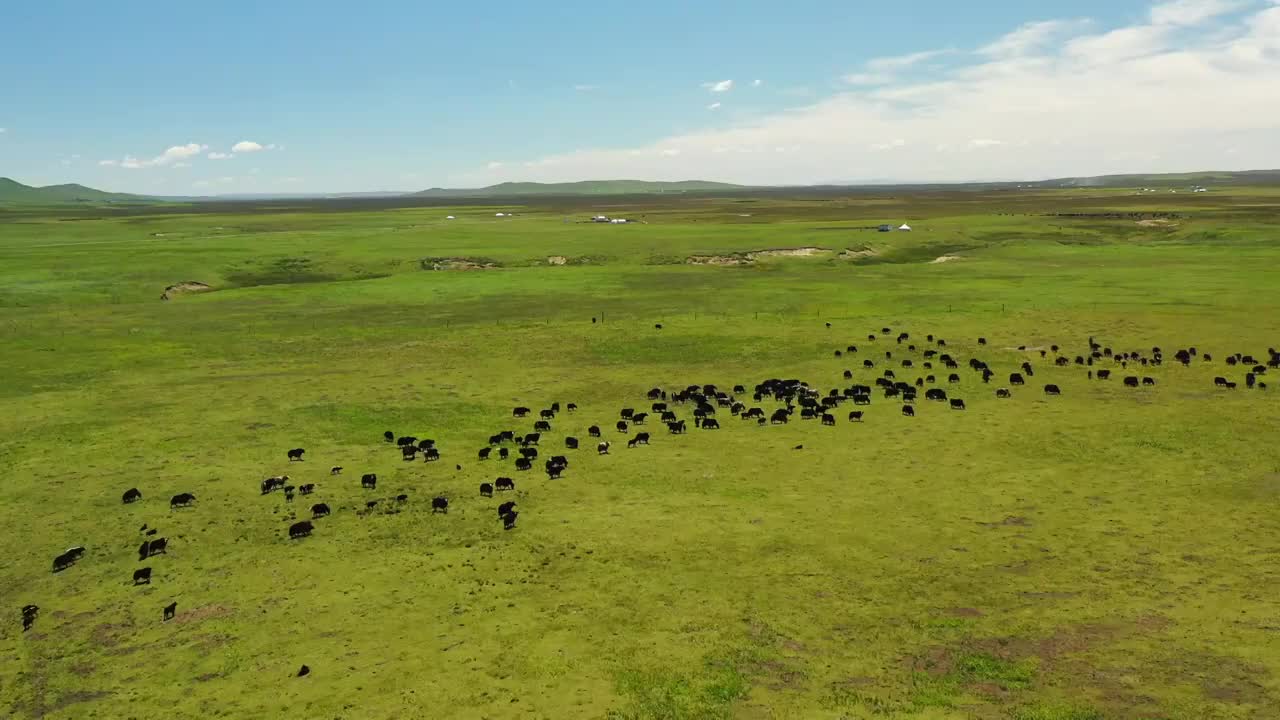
[1, 188, 1279, 719]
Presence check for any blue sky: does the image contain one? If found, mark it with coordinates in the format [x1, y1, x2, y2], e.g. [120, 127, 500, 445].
[2, 0, 1277, 193]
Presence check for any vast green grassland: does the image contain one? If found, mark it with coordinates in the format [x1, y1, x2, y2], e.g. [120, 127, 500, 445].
[1, 187, 1278, 720]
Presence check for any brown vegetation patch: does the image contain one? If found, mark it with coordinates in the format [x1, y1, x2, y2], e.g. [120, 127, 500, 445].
[945, 607, 984, 618]
[686, 254, 750, 266]
[174, 604, 235, 625]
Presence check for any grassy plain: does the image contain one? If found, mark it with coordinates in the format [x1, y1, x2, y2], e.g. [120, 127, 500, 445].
[1, 187, 1278, 720]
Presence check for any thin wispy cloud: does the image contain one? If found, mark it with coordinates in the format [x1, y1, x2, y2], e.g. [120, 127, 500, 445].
[703, 79, 734, 93]
[844, 49, 952, 85]
[464, 0, 1280, 186]
[573, 84, 598, 92]
[208, 152, 232, 160]
[707, 102, 722, 111]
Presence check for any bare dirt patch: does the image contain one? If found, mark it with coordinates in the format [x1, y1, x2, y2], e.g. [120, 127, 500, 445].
[546, 255, 568, 265]
[161, 281, 212, 300]
[930, 255, 962, 264]
[745, 247, 831, 259]
[687, 247, 833, 266]
[1137, 218, 1179, 228]
[421, 257, 499, 271]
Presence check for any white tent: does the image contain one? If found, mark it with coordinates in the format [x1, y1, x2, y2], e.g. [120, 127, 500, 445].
[445, 215, 456, 220]
[898, 223, 912, 231]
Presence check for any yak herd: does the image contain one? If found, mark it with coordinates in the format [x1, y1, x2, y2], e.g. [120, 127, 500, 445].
[21, 325, 1275, 637]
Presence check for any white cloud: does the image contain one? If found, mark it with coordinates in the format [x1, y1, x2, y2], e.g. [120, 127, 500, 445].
[980, 19, 1089, 58]
[752, 79, 763, 87]
[454, 1, 1280, 186]
[1150, 0, 1246, 26]
[844, 49, 952, 85]
[103, 142, 208, 169]
[573, 84, 598, 92]
[707, 102, 722, 110]
[703, 79, 734, 93]
[231, 140, 276, 154]
[487, 161, 505, 169]
[208, 152, 232, 160]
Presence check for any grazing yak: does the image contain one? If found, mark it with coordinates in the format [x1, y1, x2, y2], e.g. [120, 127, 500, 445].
[534, 420, 552, 432]
[22, 605, 39, 632]
[588, 425, 602, 438]
[423, 448, 441, 462]
[512, 407, 531, 418]
[163, 602, 177, 622]
[289, 521, 314, 539]
[1124, 376, 1141, 388]
[362, 474, 377, 489]
[848, 411, 864, 422]
[384, 431, 395, 443]
[597, 441, 611, 455]
[480, 483, 494, 497]
[287, 448, 305, 461]
[478, 447, 492, 461]
[702, 418, 720, 430]
[499, 448, 510, 460]
[495, 477, 515, 491]
[519, 447, 538, 459]
[1009, 373, 1025, 386]
[616, 421, 629, 433]
[502, 511, 519, 530]
[52, 550, 81, 573]
[498, 501, 517, 517]
[431, 497, 449, 513]
[311, 503, 331, 518]
[170, 493, 196, 509]
[950, 399, 966, 410]
[401, 446, 417, 460]
[902, 405, 915, 417]
[667, 420, 687, 434]
[122, 488, 143, 504]
[565, 437, 579, 450]
[996, 388, 1012, 398]
[1044, 384, 1062, 396]
[515, 458, 532, 471]
[821, 413, 836, 426]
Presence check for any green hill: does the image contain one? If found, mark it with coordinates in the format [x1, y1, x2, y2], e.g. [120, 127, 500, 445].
[413, 179, 750, 198]
[1036, 169, 1280, 188]
[0, 177, 145, 205]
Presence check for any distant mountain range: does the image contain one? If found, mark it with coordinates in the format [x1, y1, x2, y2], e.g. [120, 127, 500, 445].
[0, 177, 144, 205]
[3, 170, 1279, 206]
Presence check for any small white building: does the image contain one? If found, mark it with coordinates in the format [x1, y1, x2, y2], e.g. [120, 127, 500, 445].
[495, 212, 506, 217]
[898, 223, 912, 231]
[446, 215, 456, 220]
